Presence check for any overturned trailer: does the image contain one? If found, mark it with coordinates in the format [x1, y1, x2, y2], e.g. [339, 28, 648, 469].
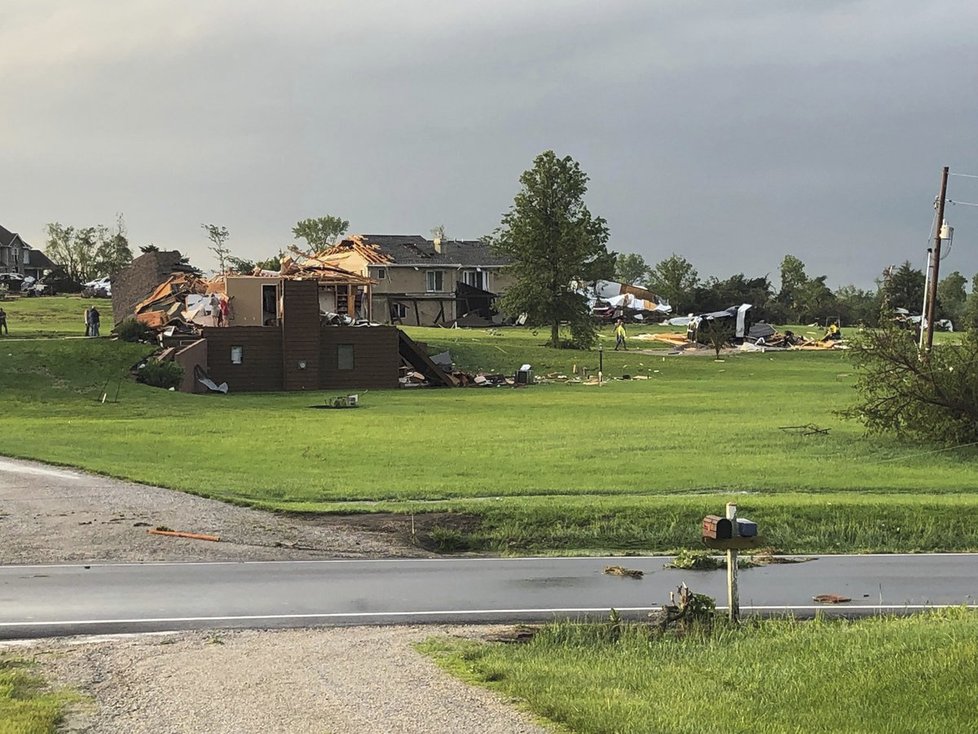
[686, 304, 753, 343]
[586, 280, 672, 321]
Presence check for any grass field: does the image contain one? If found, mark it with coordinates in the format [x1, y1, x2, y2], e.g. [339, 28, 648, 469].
[421, 609, 978, 734]
[0, 658, 70, 734]
[0, 295, 975, 553]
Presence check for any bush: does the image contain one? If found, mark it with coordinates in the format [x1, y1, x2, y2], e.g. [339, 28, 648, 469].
[136, 360, 183, 390]
[842, 327, 978, 445]
[115, 317, 154, 343]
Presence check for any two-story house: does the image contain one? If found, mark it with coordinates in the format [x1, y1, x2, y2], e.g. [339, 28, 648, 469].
[0, 225, 56, 280]
[319, 234, 513, 326]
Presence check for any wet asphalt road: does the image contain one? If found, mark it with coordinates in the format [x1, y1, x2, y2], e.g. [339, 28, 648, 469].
[1, 554, 976, 639]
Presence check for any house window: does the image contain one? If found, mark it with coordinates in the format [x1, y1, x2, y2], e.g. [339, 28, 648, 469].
[374, 267, 387, 280]
[230, 346, 243, 364]
[462, 270, 485, 290]
[426, 270, 444, 292]
[390, 303, 408, 320]
[261, 284, 278, 326]
[337, 344, 355, 370]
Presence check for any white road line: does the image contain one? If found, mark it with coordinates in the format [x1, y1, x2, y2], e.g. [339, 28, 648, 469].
[2, 552, 977, 570]
[2, 604, 976, 628]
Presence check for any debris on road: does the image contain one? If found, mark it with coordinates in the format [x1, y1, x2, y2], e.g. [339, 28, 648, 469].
[813, 593, 851, 604]
[148, 528, 221, 542]
[603, 565, 644, 579]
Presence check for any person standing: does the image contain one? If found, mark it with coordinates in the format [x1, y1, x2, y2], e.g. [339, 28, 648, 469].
[0, 307, 8, 336]
[89, 306, 100, 337]
[614, 319, 627, 351]
[84, 306, 92, 337]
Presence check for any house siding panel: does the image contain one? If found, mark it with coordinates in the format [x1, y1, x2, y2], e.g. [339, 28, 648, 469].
[282, 279, 321, 390]
[202, 327, 283, 392]
[320, 326, 399, 389]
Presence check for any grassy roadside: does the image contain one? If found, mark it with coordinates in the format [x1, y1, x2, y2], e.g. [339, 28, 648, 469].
[0, 297, 975, 554]
[0, 658, 72, 734]
[421, 609, 978, 733]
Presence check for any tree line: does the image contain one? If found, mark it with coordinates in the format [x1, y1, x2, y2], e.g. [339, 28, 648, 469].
[615, 252, 978, 330]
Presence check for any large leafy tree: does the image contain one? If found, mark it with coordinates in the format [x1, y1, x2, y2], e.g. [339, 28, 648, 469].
[43, 215, 133, 284]
[293, 215, 349, 253]
[491, 150, 611, 348]
[937, 271, 968, 325]
[882, 261, 925, 313]
[777, 255, 808, 313]
[614, 253, 649, 285]
[647, 254, 699, 314]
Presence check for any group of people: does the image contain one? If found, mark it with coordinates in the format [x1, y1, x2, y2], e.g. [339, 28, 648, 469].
[84, 305, 101, 337]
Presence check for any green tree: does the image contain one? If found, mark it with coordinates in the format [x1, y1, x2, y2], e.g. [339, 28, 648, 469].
[834, 285, 880, 327]
[491, 150, 611, 349]
[43, 218, 132, 283]
[882, 261, 925, 313]
[292, 215, 349, 253]
[795, 275, 836, 324]
[843, 326, 978, 445]
[92, 214, 133, 276]
[647, 254, 699, 314]
[614, 253, 649, 285]
[201, 224, 231, 273]
[937, 271, 968, 325]
[777, 254, 808, 316]
[963, 273, 978, 332]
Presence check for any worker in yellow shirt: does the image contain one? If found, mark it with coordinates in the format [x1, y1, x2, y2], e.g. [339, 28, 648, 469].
[614, 319, 627, 351]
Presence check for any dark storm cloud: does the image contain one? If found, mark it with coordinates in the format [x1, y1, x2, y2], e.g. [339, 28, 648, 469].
[2, 0, 976, 288]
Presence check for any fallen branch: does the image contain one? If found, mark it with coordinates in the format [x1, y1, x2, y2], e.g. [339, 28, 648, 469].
[148, 528, 220, 542]
[604, 565, 643, 579]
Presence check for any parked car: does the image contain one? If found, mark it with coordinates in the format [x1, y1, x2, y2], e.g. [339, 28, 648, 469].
[21, 275, 56, 296]
[82, 275, 112, 298]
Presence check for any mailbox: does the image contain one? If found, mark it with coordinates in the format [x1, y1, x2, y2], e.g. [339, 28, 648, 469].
[702, 515, 733, 540]
[737, 518, 757, 537]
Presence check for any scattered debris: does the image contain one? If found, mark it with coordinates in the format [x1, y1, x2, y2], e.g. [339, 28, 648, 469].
[483, 625, 539, 644]
[603, 565, 644, 579]
[780, 424, 830, 436]
[812, 593, 851, 604]
[650, 583, 717, 633]
[148, 528, 221, 542]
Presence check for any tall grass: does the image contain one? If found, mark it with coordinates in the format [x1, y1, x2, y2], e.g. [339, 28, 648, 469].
[0, 659, 69, 734]
[422, 609, 978, 734]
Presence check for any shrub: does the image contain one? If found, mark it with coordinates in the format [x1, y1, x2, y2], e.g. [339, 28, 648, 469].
[842, 327, 978, 445]
[115, 317, 154, 343]
[137, 360, 183, 390]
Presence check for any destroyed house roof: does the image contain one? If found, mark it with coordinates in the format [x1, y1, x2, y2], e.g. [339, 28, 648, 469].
[327, 234, 510, 268]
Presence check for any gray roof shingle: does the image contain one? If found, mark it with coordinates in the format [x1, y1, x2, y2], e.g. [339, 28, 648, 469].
[361, 234, 510, 267]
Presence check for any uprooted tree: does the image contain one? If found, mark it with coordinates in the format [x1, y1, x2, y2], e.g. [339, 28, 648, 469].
[842, 326, 978, 445]
[490, 150, 613, 349]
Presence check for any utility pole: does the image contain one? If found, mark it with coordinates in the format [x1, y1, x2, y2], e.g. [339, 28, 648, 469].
[924, 166, 950, 351]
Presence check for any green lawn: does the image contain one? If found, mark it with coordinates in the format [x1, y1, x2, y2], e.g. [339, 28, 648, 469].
[0, 297, 975, 553]
[421, 609, 978, 734]
[0, 295, 98, 338]
[0, 658, 71, 734]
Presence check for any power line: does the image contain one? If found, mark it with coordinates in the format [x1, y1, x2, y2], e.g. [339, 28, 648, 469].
[946, 199, 978, 208]
[948, 172, 978, 179]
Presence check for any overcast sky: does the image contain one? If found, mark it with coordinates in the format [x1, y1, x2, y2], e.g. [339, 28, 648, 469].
[3, 1, 977, 289]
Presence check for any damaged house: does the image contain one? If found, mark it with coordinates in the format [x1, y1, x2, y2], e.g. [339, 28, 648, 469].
[113, 253, 402, 393]
[316, 234, 513, 326]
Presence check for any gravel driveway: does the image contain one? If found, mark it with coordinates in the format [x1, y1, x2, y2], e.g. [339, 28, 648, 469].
[0, 457, 551, 734]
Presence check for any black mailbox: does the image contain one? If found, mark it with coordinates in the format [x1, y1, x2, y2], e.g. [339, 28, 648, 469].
[702, 515, 733, 540]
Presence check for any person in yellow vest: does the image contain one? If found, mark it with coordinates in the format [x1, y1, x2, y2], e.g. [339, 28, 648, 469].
[614, 319, 627, 351]
[824, 321, 842, 341]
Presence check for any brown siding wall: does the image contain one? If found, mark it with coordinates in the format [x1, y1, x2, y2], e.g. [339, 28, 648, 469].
[174, 339, 208, 393]
[282, 280, 321, 390]
[203, 327, 283, 392]
[320, 326, 399, 389]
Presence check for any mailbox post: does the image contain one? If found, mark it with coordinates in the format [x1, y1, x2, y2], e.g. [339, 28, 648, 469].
[701, 503, 761, 623]
[726, 502, 739, 622]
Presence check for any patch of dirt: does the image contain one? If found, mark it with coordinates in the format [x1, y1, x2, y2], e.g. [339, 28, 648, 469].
[0, 457, 437, 564]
